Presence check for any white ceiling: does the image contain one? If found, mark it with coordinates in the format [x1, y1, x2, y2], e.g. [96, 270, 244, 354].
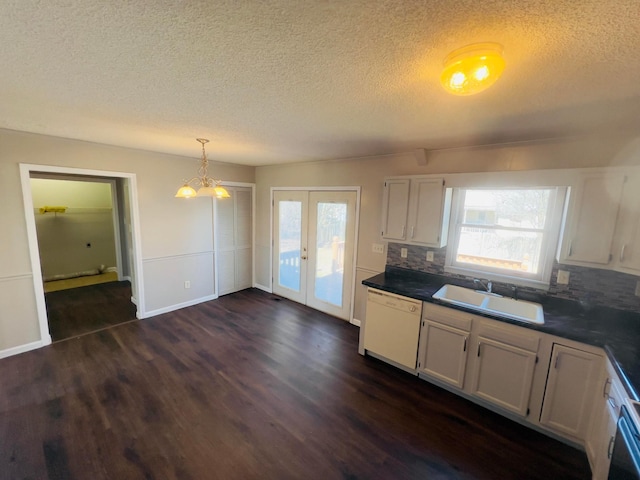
[1, 1, 639, 166]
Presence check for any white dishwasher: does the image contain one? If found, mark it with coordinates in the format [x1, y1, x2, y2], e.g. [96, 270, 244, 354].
[363, 288, 423, 369]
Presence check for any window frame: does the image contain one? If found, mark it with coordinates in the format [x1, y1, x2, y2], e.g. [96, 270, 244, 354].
[444, 186, 568, 289]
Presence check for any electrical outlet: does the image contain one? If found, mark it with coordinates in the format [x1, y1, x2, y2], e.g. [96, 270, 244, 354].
[372, 243, 384, 254]
[184, 281, 191, 289]
[401, 248, 408, 258]
[557, 270, 570, 285]
[426, 251, 434, 262]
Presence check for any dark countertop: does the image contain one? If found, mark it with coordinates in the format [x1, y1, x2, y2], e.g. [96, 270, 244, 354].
[363, 266, 640, 401]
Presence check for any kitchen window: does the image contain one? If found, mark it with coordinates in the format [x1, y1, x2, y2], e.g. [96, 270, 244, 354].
[445, 187, 567, 287]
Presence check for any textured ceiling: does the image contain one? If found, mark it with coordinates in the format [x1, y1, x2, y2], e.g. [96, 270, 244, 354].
[1, 1, 640, 166]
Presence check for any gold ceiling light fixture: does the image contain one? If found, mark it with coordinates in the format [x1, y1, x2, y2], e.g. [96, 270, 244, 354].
[440, 42, 505, 96]
[175, 138, 230, 199]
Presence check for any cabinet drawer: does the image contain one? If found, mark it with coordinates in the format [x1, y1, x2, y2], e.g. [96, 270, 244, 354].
[423, 303, 473, 331]
[477, 322, 540, 352]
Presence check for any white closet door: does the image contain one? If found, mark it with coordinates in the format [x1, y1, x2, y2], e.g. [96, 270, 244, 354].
[234, 188, 253, 290]
[216, 186, 253, 296]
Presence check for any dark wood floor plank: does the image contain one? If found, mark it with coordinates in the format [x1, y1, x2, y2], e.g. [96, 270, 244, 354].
[45, 281, 136, 341]
[1, 288, 591, 479]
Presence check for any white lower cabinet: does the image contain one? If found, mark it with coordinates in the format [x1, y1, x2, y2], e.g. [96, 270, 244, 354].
[587, 359, 625, 479]
[539, 344, 603, 441]
[369, 296, 629, 480]
[470, 325, 539, 417]
[417, 304, 472, 388]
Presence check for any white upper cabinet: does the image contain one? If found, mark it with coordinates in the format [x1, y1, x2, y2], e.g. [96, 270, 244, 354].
[380, 178, 410, 241]
[560, 172, 625, 266]
[559, 170, 640, 273]
[612, 173, 640, 273]
[381, 176, 451, 247]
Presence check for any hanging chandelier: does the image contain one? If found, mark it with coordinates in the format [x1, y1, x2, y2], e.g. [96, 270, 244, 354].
[175, 138, 231, 199]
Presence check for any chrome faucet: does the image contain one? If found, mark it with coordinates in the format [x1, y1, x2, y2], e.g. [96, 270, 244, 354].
[474, 278, 492, 293]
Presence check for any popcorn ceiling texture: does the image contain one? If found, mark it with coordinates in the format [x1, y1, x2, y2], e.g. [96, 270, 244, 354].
[1, 1, 640, 165]
[387, 242, 640, 312]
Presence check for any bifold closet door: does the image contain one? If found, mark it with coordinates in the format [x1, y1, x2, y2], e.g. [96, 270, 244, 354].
[217, 187, 252, 296]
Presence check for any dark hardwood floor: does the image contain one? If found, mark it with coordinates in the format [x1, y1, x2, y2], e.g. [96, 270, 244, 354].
[1, 289, 591, 479]
[45, 281, 137, 341]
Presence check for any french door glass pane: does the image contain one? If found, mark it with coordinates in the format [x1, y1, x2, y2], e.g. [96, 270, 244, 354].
[278, 201, 302, 291]
[314, 202, 347, 306]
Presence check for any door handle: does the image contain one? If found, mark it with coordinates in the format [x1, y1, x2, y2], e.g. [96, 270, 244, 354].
[620, 244, 627, 262]
[463, 337, 467, 352]
[607, 435, 615, 459]
[603, 378, 611, 398]
[410, 226, 415, 238]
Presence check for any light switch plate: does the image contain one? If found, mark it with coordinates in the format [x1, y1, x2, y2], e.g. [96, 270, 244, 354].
[401, 248, 408, 258]
[372, 243, 384, 254]
[557, 270, 570, 285]
[426, 251, 434, 262]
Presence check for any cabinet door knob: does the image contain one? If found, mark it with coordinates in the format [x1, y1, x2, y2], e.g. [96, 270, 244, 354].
[463, 337, 467, 352]
[301, 256, 307, 260]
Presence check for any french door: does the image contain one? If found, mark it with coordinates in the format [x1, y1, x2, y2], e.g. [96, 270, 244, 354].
[273, 190, 357, 320]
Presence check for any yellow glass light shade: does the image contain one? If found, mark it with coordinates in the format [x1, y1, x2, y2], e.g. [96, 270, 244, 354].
[195, 185, 231, 199]
[195, 186, 218, 197]
[441, 43, 505, 96]
[175, 184, 197, 198]
[214, 186, 231, 199]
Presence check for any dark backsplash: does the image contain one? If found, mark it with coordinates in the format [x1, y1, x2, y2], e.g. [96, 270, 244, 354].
[386, 242, 640, 312]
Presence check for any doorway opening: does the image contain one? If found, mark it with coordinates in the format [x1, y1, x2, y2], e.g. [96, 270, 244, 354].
[29, 174, 136, 340]
[20, 164, 145, 345]
[272, 188, 359, 321]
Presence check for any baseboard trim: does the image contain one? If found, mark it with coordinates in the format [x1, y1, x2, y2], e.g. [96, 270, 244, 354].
[0, 339, 49, 360]
[142, 294, 218, 319]
[350, 318, 362, 327]
[253, 283, 272, 293]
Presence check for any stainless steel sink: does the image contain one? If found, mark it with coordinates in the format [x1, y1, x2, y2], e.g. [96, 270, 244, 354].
[432, 284, 544, 324]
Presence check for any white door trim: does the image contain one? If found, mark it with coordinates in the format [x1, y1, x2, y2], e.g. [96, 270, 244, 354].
[19, 163, 146, 346]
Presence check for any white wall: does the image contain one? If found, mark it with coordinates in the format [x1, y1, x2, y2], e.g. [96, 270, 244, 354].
[31, 178, 117, 278]
[255, 132, 640, 321]
[0, 129, 254, 355]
